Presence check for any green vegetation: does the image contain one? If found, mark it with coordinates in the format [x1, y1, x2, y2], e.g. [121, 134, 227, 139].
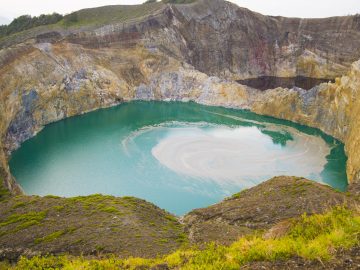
[11, 201, 26, 209]
[44, 195, 61, 199]
[0, 1, 164, 42]
[0, 211, 47, 227]
[2, 207, 359, 269]
[0, 0, 196, 38]
[0, 13, 63, 38]
[0, 193, 184, 259]
[34, 230, 67, 244]
[279, 179, 314, 196]
[59, 2, 163, 28]
[34, 227, 77, 244]
[228, 188, 248, 200]
[67, 194, 124, 214]
[62, 13, 78, 26]
[0, 211, 47, 236]
[53, 205, 65, 211]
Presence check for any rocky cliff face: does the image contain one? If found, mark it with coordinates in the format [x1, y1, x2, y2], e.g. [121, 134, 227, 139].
[1, 0, 360, 192]
[3, 0, 360, 79]
[172, 0, 360, 79]
[62, 0, 360, 79]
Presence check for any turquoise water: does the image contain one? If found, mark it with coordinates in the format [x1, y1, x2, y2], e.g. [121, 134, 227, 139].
[9, 101, 347, 215]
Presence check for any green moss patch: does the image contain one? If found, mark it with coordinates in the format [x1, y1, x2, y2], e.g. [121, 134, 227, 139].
[0, 211, 47, 236]
[3, 207, 359, 269]
[34, 227, 77, 244]
[0, 193, 185, 259]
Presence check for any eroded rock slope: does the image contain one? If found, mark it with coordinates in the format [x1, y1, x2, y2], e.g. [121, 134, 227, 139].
[0, 0, 360, 193]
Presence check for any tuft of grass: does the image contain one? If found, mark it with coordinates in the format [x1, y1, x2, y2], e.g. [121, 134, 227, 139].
[227, 188, 248, 200]
[176, 232, 188, 244]
[44, 195, 61, 199]
[34, 227, 77, 244]
[98, 206, 121, 214]
[158, 238, 169, 244]
[53, 205, 65, 211]
[11, 201, 26, 209]
[0, 211, 47, 236]
[34, 230, 66, 244]
[164, 214, 178, 223]
[0, 211, 47, 227]
[4, 207, 359, 269]
[0, 187, 10, 200]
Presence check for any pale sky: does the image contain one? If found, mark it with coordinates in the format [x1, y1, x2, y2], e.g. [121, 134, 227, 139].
[0, 0, 359, 24]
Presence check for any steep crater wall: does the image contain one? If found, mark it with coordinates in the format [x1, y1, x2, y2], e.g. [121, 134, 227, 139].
[173, 0, 360, 79]
[1, 0, 360, 194]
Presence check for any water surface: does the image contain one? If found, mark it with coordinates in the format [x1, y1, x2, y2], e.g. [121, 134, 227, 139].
[10, 101, 347, 215]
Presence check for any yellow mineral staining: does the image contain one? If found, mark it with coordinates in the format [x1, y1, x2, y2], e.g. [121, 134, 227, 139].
[1, 38, 360, 190]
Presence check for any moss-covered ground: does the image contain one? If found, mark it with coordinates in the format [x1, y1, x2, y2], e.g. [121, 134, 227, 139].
[0, 193, 185, 261]
[0, 176, 358, 269]
[0, 206, 359, 269]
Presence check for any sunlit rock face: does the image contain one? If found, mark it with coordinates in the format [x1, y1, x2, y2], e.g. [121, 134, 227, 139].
[1, 0, 360, 193]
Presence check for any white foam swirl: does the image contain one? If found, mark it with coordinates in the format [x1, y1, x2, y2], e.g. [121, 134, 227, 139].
[151, 124, 330, 186]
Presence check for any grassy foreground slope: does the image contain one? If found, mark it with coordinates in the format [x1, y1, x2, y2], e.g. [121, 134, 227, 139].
[0, 192, 185, 260]
[0, 207, 359, 269]
[184, 176, 356, 245]
[0, 177, 359, 269]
